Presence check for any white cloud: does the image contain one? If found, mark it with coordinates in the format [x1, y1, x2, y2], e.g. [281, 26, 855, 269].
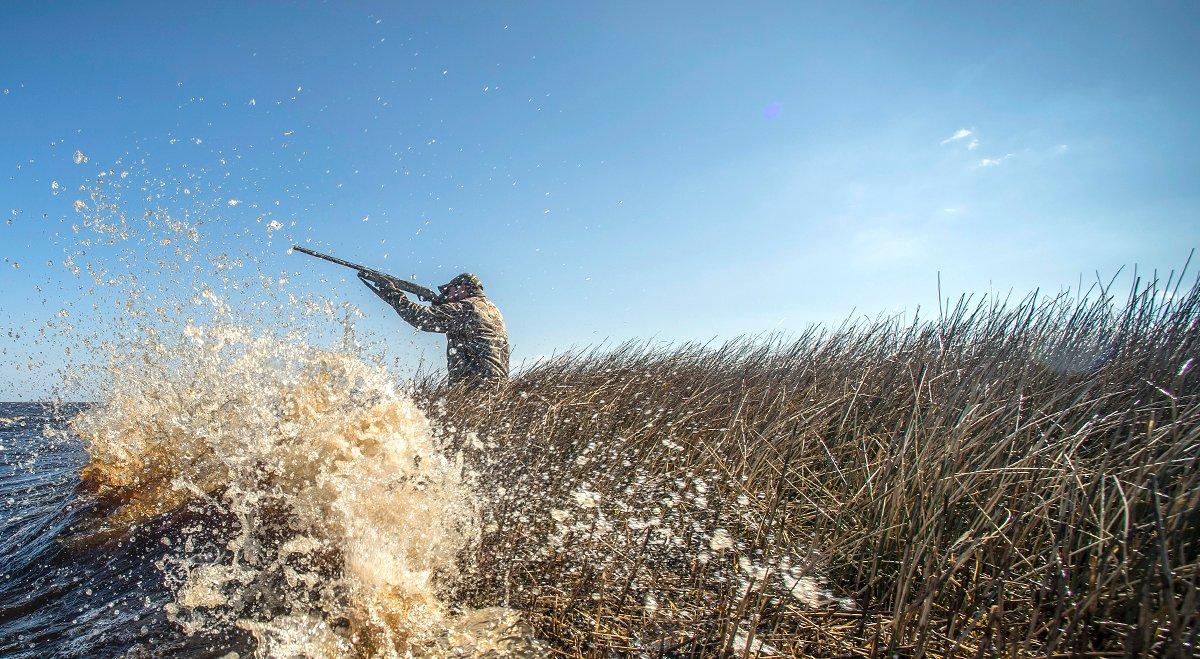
[940, 128, 974, 145]
[1055, 144, 1069, 154]
[967, 138, 979, 150]
[977, 153, 1014, 168]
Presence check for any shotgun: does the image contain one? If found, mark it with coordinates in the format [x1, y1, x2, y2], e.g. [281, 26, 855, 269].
[291, 246, 441, 303]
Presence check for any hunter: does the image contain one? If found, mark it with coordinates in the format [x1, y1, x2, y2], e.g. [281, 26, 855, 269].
[359, 271, 510, 386]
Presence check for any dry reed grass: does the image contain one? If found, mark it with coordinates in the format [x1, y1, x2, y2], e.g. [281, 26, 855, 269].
[416, 273, 1199, 657]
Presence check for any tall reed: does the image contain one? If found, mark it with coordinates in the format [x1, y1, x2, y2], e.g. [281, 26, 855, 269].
[419, 274, 1199, 657]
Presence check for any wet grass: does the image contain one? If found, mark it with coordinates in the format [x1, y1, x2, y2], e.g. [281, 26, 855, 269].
[418, 273, 1200, 657]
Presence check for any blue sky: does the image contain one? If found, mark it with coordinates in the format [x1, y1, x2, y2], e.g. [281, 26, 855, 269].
[2, 2, 1198, 399]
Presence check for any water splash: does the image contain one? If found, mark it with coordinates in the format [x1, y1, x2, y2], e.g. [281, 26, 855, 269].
[67, 323, 493, 656]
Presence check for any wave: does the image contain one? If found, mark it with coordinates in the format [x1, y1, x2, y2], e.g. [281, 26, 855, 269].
[64, 324, 531, 657]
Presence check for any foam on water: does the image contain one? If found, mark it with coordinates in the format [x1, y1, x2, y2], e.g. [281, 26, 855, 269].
[66, 322, 502, 656]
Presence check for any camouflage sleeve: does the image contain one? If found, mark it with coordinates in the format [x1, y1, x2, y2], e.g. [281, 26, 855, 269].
[387, 295, 470, 334]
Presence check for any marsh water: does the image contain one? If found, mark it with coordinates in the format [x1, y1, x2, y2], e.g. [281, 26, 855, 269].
[0, 401, 210, 657]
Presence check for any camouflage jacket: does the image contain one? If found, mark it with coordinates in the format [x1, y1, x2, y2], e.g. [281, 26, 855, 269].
[387, 293, 510, 385]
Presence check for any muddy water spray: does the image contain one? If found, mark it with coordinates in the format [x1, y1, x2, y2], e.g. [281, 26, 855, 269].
[69, 323, 481, 656]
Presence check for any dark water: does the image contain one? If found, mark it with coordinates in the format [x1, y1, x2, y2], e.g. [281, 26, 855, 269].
[0, 403, 248, 658]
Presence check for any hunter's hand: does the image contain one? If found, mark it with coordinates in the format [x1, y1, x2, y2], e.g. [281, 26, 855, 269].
[358, 271, 404, 301]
